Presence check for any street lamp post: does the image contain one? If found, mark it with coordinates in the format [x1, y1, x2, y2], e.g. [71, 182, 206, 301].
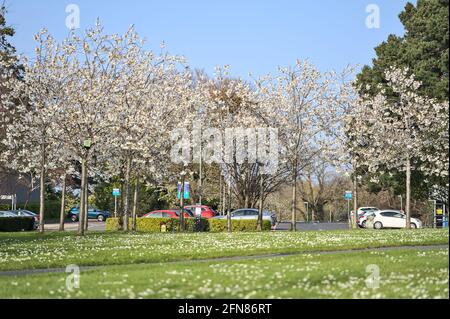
[78, 138, 92, 235]
[398, 195, 403, 212]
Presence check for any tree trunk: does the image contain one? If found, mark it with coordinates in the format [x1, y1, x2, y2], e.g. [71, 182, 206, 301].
[78, 158, 86, 236]
[180, 173, 185, 232]
[221, 175, 226, 216]
[123, 156, 132, 231]
[227, 181, 232, 232]
[291, 172, 297, 231]
[118, 181, 124, 230]
[257, 172, 264, 231]
[38, 145, 46, 234]
[405, 157, 411, 229]
[219, 173, 223, 214]
[352, 175, 358, 229]
[199, 145, 203, 205]
[132, 176, 139, 231]
[59, 173, 67, 231]
[84, 164, 89, 231]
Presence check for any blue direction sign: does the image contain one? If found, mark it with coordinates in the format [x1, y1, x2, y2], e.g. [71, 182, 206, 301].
[112, 188, 121, 197]
[177, 182, 190, 199]
[344, 191, 353, 200]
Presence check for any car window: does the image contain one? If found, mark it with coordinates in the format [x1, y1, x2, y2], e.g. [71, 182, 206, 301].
[150, 212, 163, 218]
[393, 213, 405, 218]
[245, 210, 258, 216]
[161, 212, 171, 218]
[184, 209, 194, 217]
[380, 212, 396, 217]
[233, 210, 245, 217]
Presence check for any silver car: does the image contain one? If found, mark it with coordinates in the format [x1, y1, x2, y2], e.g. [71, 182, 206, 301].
[214, 208, 277, 226]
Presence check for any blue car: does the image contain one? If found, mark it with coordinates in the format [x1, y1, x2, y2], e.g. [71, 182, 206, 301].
[68, 207, 110, 222]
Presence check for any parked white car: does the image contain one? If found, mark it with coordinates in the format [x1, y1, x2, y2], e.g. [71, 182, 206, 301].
[357, 207, 380, 217]
[358, 211, 380, 228]
[368, 210, 422, 229]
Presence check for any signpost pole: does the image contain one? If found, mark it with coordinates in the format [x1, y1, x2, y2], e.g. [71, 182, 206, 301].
[114, 196, 117, 218]
[344, 191, 353, 229]
[347, 199, 350, 228]
[112, 188, 121, 218]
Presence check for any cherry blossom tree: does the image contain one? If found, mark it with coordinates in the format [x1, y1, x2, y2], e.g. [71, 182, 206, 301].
[1, 30, 71, 232]
[348, 67, 449, 228]
[109, 37, 191, 231]
[256, 60, 337, 231]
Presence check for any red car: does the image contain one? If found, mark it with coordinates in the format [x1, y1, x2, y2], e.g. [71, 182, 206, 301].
[143, 209, 193, 219]
[184, 205, 217, 219]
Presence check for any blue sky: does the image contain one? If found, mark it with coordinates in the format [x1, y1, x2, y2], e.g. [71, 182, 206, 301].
[6, 0, 413, 79]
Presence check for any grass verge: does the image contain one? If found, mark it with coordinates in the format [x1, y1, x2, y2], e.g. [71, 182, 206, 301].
[0, 229, 448, 271]
[0, 248, 447, 298]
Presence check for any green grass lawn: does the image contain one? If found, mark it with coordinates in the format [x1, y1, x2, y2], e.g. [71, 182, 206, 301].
[0, 229, 448, 271]
[0, 248, 447, 299]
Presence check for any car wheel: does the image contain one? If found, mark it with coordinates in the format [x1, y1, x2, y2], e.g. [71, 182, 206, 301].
[70, 215, 78, 222]
[374, 221, 383, 229]
[410, 223, 417, 229]
[97, 215, 105, 222]
[362, 220, 367, 228]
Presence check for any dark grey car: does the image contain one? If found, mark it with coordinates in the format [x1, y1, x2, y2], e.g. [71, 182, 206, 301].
[8, 210, 40, 229]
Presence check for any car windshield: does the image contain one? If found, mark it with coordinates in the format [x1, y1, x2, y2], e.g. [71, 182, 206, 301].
[0, 211, 14, 217]
[184, 209, 194, 217]
[20, 211, 34, 216]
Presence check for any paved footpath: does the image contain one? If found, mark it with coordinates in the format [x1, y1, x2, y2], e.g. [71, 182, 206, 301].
[0, 244, 447, 277]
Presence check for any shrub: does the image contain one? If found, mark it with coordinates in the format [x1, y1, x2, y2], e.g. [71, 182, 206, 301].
[106, 217, 209, 232]
[0, 217, 35, 232]
[0, 201, 62, 220]
[25, 201, 61, 219]
[208, 218, 272, 232]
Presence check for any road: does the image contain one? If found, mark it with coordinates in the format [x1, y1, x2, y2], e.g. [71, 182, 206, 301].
[44, 221, 349, 232]
[275, 221, 350, 231]
[44, 221, 106, 232]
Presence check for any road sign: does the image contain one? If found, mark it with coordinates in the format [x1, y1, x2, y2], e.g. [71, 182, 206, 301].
[344, 191, 353, 200]
[177, 182, 190, 199]
[112, 188, 121, 197]
[0, 194, 17, 210]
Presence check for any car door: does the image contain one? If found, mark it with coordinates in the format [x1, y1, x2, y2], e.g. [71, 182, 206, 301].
[87, 208, 96, 219]
[244, 210, 258, 220]
[379, 212, 398, 228]
[232, 210, 245, 219]
[392, 212, 407, 228]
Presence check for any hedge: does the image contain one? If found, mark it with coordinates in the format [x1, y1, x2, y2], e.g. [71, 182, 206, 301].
[106, 217, 209, 232]
[0, 217, 35, 232]
[106, 217, 272, 232]
[0, 201, 61, 219]
[208, 218, 272, 232]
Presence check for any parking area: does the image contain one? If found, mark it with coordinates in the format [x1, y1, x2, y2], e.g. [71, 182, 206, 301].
[44, 221, 106, 232]
[275, 221, 349, 231]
